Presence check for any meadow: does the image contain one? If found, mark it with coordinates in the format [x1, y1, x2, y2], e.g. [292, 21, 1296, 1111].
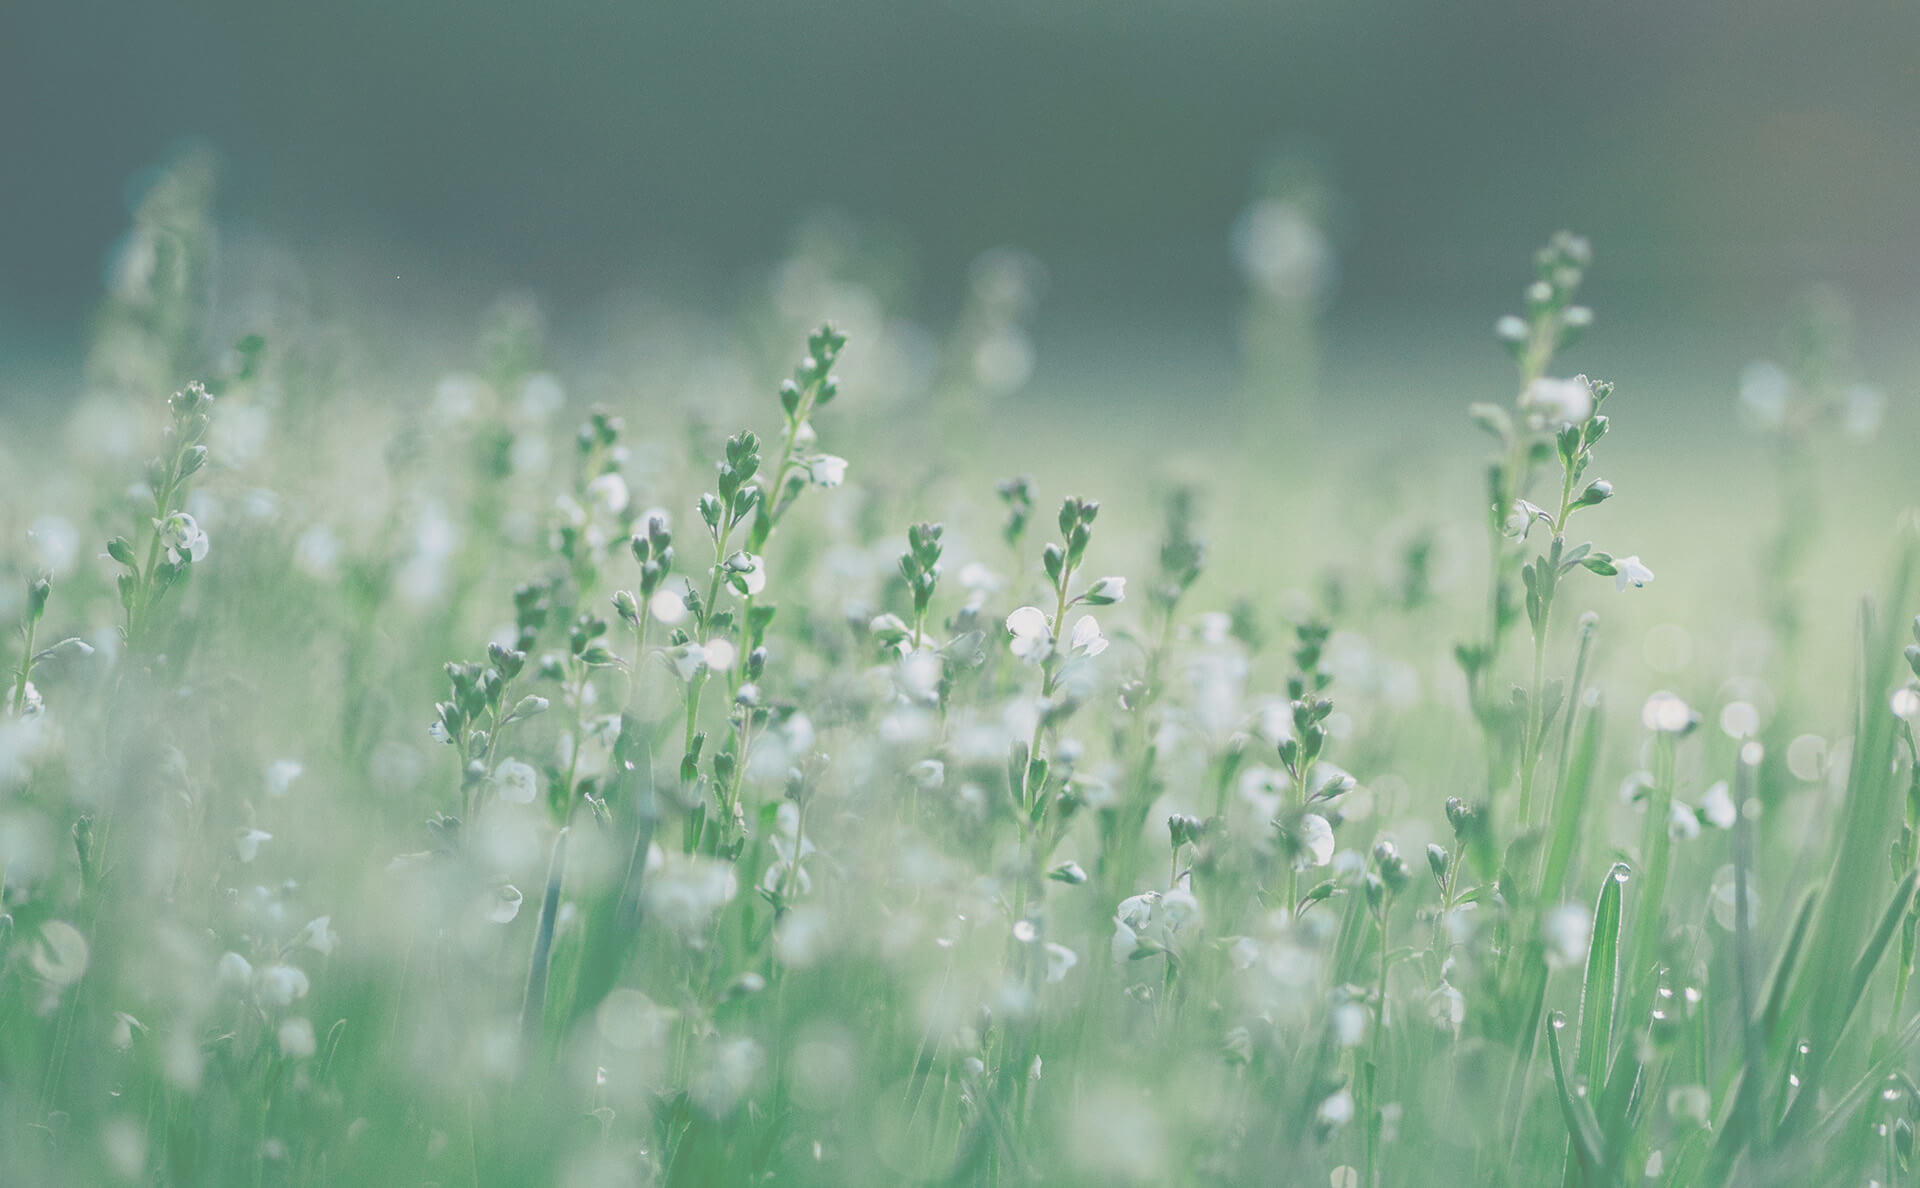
[3, 160, 1919, 1187]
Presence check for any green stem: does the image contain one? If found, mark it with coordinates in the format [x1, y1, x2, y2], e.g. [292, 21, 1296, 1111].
[10, 619, 35, 716]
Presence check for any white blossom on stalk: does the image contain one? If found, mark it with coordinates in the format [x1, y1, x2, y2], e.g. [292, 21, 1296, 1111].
[493, 759, 539, 805]
[1044, 942, 1079, 983]
[1295, 813, 1336, 870]
[156, 512, 209, 564]
[586, 472, 630, 515]
[302, 916, 339, 956]
[1067, 615, 1108, 658]
[256, 964, 310, 1006]
[1522, 376, 1594, 426]
[1614, 555, 1654, 591]
[235, 828, 271, 863]
[488, 885, 524, 924]
[1006, 606, 1052, 663]
[807, 454, 848, 487]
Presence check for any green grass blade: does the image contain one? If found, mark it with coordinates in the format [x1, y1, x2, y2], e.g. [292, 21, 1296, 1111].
[1575, 862, 1629, 1093]
[1759, 888, 1820, 1043]
[1540, 692, 1604, 906]
[1546, 1010, 1606, 1180]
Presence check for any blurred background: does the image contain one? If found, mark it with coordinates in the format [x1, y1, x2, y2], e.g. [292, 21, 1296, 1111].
[4, 0, 1919, 425]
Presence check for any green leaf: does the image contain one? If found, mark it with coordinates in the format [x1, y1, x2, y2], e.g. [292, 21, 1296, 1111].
[1758, 888, 1820, 1042]
[1546, 1011, 1607, 1179]
[1576, 863, 1630, 1093]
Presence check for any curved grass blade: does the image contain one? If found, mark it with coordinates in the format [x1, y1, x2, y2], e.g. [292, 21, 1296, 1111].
[1546, 1010, 1606, 1181]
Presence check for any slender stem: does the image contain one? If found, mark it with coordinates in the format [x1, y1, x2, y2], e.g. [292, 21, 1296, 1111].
[10, 620, 35, 716]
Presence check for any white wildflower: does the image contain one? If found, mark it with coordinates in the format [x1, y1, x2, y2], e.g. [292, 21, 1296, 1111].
[1295, 813, 1336, 870]
[279, 1016, 318, 1059]
[302, 916, 339, 956]
[1893, 687, 1920, 721]
[1067, 614, 1108, 659]
[586, 472, 630, 515]
[1044, 942, 1079, 983]
[1522, 376, 1594, 426]
[1006, 606, 1052, 663]
[493, 759, 539, 804]
[235, 828, 271, 863]
[488, 885, 524, 924]
[1701, 781, 1737, 829]
[256, 964, 310, 1006]
[265, 759, 303, 798]
[156, 512, 209, 565]
[807, 454, 848, 487]
[1615, 555, 1654, 591]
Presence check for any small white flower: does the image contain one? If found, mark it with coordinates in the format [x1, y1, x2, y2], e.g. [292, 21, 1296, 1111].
[256, 964, 310, 1006]
[807, 454, 849, 487]
[1116, 892, 1157, 929]
[156, 513, 209, 565]
[1426, 981, 1467, 1031]
[723, 553, 766, 597]
[1295, 813, 1336, 870]
[265, 759, 303, 798]
[1495, 314, 1529, 342]
[1110, 920, 1140, 963]
[911, 758, 945, 789]
[110, 1011, 143, 1051]
[1158, 886, 1201, 931]
[1044, 942, 1079, 983]
[278, 1016, 317, 1059]
[1668, 801, 1701, 840]
[1522, 376, 1594, 426]
[668, 643, 708, 681]
[1050, 860, 1089, 884]
[216, 952, 253, 988]
[1701, 781, 1737, 829]
[1893, 687, 1920, 722]
[494, 759, 539, 804]
[1067, 614, 1108, 659]
[302, 916, 339, 956]
[1317, 1090, 1355, 1129]
[489, 884, 524, 924]
[1006, 606, 1053, 663]
[586, 472, 630, 515]
[235, 828, 272, 863]
[1615, 555, 1654, 591]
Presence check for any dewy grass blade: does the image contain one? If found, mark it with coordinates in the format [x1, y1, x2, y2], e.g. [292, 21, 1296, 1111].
[1576, 862, 1629, 1094]
[1546, 1011, 1606, 1181]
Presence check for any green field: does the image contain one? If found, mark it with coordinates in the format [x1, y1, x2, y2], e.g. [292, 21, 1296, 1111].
[4, 164, 1919, 1187]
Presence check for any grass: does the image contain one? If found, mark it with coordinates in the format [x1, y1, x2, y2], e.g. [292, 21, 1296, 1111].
[3, 163, 1920, 1187]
